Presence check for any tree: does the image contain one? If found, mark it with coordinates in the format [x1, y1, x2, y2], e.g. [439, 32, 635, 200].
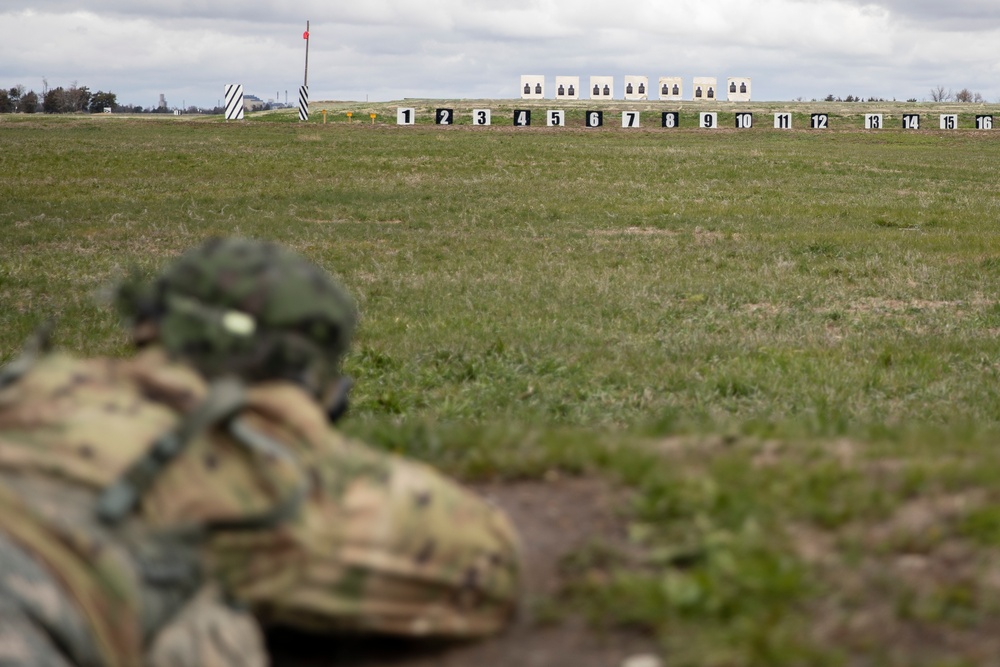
[43, 87, 65, 113]
[0, 89, 11, 113]
[21, 90, 39, 113]
[66, 85, 91, 112]
[930, 85, 951, 102]
[955, 88, 973, 103]
[89, 91, 117, 113]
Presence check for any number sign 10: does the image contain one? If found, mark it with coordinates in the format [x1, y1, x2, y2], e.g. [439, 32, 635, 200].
[735, 113, 753, 129]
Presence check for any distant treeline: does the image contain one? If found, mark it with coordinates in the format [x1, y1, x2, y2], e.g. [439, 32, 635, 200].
[0, 84, 224, 114]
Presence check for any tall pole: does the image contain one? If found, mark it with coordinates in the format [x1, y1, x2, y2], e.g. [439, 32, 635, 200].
[303, 20, 310, 87]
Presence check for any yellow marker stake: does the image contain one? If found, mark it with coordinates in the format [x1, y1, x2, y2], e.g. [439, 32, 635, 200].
[321, 109, 327, 124]
[346, 112, 353, 123]
[370, 113, 377, 125]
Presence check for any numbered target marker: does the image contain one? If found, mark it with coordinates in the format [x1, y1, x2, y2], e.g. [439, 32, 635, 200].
[661, 112, 679, 128]
[865, 114, 883, 129]
[547, 110, 565, 127]
[513, 109, 532, 127]
[810, 113, 829, 129]
[699, 112, 718, 129]
[735, 112, 753, 129]
[976, 115, 994, 130]
[774, 112, 792, 129]
[472, 109, 491, 126]
[396, 107, 415, 125]
[940, 114, 958, 130]
[622, 111, 641, 128]
[586, 110, 603, 128]
[902, 114, 920, 130]
[435, 108, 454, 125]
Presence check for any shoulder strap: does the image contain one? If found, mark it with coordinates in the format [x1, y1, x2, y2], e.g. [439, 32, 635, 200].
[0, 322, 54, 389]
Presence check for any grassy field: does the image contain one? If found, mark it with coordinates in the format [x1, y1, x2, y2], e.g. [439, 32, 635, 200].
[3, 102, 1000, 665]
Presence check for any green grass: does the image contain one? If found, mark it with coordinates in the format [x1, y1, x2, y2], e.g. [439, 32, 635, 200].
[3, 103, 1000, 665]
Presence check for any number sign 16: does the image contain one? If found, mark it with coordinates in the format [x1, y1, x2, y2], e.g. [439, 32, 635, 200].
[976, 115, 994, 130]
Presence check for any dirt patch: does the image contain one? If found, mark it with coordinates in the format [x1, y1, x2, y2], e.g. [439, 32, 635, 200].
[268, 476, 658, 667]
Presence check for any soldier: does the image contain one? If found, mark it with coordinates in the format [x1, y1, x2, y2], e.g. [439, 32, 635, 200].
[0, 238, 521, 666]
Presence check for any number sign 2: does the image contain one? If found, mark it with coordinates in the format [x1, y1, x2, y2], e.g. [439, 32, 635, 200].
[472, 109, 491, 126]
[435, 108, 454, 125]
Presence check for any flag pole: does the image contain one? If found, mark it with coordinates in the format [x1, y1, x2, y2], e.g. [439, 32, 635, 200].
[303, 20, 310, 87]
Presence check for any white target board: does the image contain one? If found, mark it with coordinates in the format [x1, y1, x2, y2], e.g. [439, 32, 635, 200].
[810, 113, 829, 129]
[661, 112, 679, 128]
[435, 108, 454, 125]
[735, 112, 753, 129]
[774, 112, 792, 129]
[472, 109, 491, 126]
[586, 110, 603, 128]
[976, 115, 993, 130]
[699, 112, 718, 129]
[693, 77, 717, 101]
[547, 110, 565, 127]
[520, 75, 544, 99]
[658, 77, 683, 101]
[513, 109, 532, 126]
[727, 78, 751, 102]
[224, 84, 244, 121]
[622, 111, 641, 128]
[940, 114, 958, 130]
[865, 114, 883, 129]
[396, 107, 415, 125]
[590, 76, 614, 100]
[902, 114, 920, 130]
[624, 76, 648, 101]
[555, 76, 579, 100]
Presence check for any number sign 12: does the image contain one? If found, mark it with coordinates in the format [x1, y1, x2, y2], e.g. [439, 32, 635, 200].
[810, 113, 828, 129]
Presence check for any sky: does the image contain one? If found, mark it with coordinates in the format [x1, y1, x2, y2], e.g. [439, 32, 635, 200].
[1, 0, 999, 109]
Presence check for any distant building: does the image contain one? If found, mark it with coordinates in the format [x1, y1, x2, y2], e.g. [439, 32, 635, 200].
[243, 94, 265, 112]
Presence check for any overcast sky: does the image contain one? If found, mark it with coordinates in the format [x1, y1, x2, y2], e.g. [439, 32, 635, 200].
[2, 1, 998, 109]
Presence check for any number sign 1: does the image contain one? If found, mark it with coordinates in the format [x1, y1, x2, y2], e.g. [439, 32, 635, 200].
[586, 110, 603, 128]
[396, 108, 415, 125]
[622, 111, 640, 128]
[547, 110, 565, 127]
[735, 112, 753, 129]
[435, 108, 454, 125]
[472, 109, 491, 126]
[774, 113, 791, 129]
[976, 115, 994, 130]
[661, 112, 679, 128]
[699, 112, 718, 129]
[810, 113, 828, 129]
[902, 114, 920, 130]
[940, 114, 958, 130]
[865, 114, 882, 129]
[513, 109, 531, 127]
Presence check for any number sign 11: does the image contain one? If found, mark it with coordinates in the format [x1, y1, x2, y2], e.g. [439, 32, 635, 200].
[773, 113, 791, 129]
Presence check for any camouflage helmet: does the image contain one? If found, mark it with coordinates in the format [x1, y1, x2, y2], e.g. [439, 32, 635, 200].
[117, 238, 356, 395]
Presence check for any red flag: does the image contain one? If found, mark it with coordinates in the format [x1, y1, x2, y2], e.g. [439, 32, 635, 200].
[303, 30, 310, 39]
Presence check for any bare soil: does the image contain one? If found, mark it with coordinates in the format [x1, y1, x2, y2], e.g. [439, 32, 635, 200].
[268, 476, 659, 667]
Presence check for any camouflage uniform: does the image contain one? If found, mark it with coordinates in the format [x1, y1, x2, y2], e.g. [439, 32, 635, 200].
[0, 239, 521, 666]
